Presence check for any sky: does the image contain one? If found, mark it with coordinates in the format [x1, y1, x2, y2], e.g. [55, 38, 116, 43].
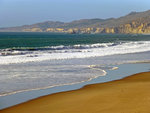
[0, 0, 150, 27]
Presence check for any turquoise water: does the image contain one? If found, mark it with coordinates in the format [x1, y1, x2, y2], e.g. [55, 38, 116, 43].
[0, 32, 150, 49]
[0, 32, 150, 64]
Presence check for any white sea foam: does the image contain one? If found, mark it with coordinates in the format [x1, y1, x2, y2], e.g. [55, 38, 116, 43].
[0, 41, 150, 65]
[0, 65, 106, 96]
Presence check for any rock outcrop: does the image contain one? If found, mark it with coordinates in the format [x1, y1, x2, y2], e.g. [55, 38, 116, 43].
[1, 10, 150, 34]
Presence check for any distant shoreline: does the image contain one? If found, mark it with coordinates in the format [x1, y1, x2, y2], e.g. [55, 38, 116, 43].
[1, 10, 150, 34]
[0, 31, 150, 35]
[1, 31, 150, 35]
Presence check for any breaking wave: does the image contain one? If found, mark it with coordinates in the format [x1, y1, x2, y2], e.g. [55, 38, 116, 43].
[0, 41, 150, 65]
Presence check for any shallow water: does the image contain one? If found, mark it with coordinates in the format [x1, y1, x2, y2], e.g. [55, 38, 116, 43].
[0, 50, 150, 97]
[0, 62, 150, 110]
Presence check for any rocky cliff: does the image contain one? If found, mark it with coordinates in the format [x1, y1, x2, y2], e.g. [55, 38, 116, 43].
[1, 10, 150, 34]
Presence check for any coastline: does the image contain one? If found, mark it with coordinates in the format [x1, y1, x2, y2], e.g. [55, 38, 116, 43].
[1, 71, 150, 113]
[0, 62, 150, 110]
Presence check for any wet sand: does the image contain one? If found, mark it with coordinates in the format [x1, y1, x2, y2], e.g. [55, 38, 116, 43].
[1, 72, 150, 113]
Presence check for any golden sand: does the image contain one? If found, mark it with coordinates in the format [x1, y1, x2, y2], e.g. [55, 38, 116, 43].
[1, 72, 150, 113]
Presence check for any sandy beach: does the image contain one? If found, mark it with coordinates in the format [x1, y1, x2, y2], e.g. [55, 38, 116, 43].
[1, 72, 150, 113]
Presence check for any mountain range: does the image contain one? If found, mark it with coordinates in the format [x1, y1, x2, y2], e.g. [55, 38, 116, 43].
[0, 10, 150, 34]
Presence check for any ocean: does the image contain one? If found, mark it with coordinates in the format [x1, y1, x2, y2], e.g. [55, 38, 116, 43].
[0, 32, 150, 97]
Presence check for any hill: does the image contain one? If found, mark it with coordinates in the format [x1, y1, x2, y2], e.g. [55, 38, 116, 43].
[0, 10, 150, 34]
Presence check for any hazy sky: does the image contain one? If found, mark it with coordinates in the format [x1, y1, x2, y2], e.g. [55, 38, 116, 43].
[0, 0, 150, 27]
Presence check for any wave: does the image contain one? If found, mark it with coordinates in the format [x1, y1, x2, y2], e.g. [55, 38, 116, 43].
[0, 42, 115, 54]
[0, 65, 107, 97]
[0, 41, 150, 65]
[88, 65, 118, 70]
